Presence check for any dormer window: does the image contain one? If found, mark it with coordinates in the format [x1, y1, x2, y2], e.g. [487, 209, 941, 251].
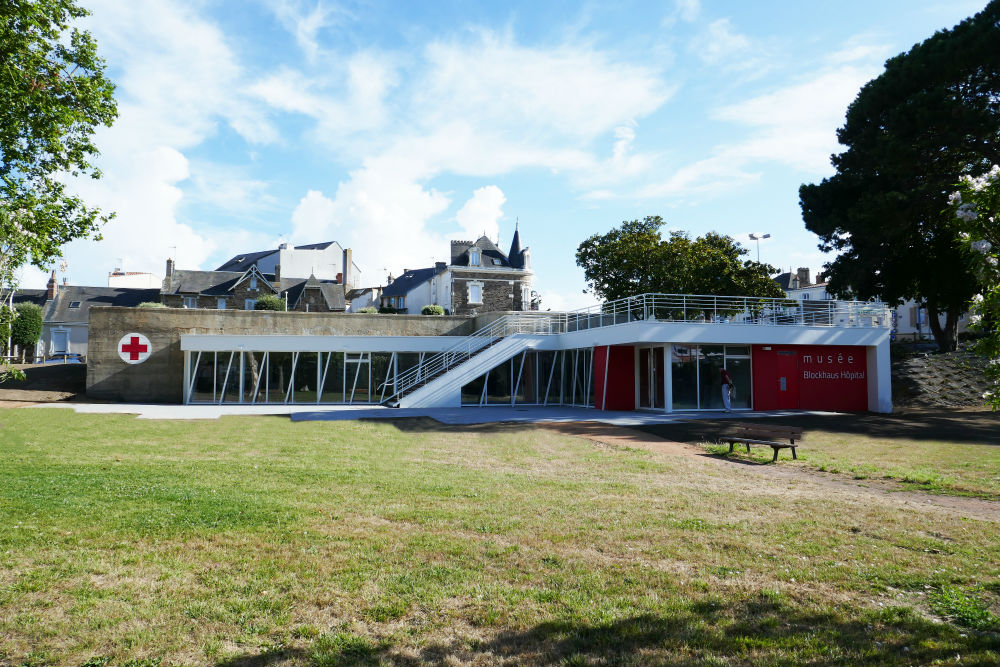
[492, 258, 501, 265]
[68, 301, 81, 309]
[469, 248, 481, 266]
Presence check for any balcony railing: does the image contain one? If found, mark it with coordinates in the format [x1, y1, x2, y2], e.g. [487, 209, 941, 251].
[561, 293, 892, 332]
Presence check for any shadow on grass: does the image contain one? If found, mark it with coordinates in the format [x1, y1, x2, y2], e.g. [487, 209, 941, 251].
[213, 594, 1000, 667]
[636, 410, 1000, 447]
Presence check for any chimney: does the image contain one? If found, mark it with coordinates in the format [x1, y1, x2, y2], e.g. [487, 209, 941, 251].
[796, 267, 811, 287]
[46, 270, 57, 300]
[435, 261, 446, 271]
[274, 263, 281, 284]
[336, 272, 343, 284]
[62, 277, 68, 286]
[342, 248, 353, 288]
[166, 257, 174, 278]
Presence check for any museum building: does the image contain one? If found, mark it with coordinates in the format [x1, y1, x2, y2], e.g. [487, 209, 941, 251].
[88, 291, 891, 413]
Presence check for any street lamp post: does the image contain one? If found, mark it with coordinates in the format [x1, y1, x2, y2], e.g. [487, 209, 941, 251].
[748, 233, 771, 262]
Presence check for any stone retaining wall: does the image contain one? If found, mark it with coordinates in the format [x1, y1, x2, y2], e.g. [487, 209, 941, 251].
[87, 307, 474, 403]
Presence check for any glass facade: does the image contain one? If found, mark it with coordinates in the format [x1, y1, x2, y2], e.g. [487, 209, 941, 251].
[461, 348, 594, 407]
[671, 344, 751, 410]
[186, 342, 752, 411]
[187, 350, 440, 405]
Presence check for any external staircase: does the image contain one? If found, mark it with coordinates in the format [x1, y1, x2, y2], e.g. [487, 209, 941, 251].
[381, 313, 559, 408]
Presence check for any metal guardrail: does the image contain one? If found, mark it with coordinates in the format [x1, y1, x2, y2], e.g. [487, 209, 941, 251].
[381, 293, 891, 404]
[563, 293, 892, 331]
[381, 312, 559, 403]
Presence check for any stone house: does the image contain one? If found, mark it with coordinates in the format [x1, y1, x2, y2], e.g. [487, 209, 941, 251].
[380, 226, 533, 315]
[161, 262, 346, 312]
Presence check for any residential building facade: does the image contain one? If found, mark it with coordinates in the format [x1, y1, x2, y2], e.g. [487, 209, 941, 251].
[380, 227, 533, 315]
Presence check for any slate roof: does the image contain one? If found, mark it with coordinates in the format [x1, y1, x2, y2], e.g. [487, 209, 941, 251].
[214, 241, 341, 272]
[214, 250, 275, 273]
[40, 287, 161, 324]
[9, 289, 48, 307]
[164, 269, 345, 310]
[450, 235, 523, 268]
[346, 287, 376, 300]
[773, 272, 794, 291]
[381, 266, 443, 297]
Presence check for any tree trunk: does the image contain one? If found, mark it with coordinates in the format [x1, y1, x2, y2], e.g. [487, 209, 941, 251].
[925, 301, 959, 351]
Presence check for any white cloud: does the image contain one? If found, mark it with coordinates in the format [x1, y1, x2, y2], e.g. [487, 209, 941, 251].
[693, 18, 751, 65]
[289, 171, 451, 282]
[663, 0, 701, 27]
[455, 186, 507, 241]
[263, 0, 348, 62]
[638, 46, 885, 199]
[15, 0, 287, 288]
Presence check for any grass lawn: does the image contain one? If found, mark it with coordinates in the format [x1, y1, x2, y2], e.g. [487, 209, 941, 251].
[642, 410, 1000, 500]
[1, 407, 999, 666]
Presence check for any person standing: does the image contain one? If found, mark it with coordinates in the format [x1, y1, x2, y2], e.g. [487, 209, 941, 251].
[721, 367, 734, 412]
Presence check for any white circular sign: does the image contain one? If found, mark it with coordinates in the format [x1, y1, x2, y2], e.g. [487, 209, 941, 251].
[118, 333, 152, 364]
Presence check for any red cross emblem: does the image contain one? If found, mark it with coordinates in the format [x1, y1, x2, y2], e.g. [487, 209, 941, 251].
[118, 333, 152, 364]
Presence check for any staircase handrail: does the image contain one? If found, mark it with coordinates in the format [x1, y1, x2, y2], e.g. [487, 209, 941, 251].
[380, 311, 565, 403]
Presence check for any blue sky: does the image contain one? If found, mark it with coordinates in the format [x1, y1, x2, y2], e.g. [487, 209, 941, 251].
[21, 0, 988, 309]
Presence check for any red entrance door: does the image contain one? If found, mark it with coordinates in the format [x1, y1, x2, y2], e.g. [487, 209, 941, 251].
[776, 350, 799, 409]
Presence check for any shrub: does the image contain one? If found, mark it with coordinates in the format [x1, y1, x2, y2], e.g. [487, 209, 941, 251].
[357, 306, 378, 314]
[137, 301, 165, 308]
[421, 304, 445, 315]
[254, 295, 285, 311]
[11, 303, 43, 348]
[378, 306, 398, 314]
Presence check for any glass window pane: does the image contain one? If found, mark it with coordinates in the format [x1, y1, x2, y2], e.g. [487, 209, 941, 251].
[190, 352, 216, 403]
[462, 372, 486, 405]
[345, 353, 371, 403]
[725, 345, 750, 357]
[294, 352, 319, 403]
[243, 351, 266, 403]
[699, 345, 725, 410]
[220, 351, 240, 403]
[485, 359, 513, 404]
[371, 353, 394, 402]
[320, 352, 346, 403]
[537, 351, 558, 405]
[726, 357, 752, 410]
[267, 352, 294, 403]
[671, 345, 699, 410]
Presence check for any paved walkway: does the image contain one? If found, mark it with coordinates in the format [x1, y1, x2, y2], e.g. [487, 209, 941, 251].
[32, 402, 837, 423]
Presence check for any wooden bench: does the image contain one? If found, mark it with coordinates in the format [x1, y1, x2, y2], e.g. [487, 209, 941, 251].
[722, 423, 803, 462]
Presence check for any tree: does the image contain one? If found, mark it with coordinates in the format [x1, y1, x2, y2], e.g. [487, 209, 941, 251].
[1, 0, 117, 379]
[575, 216, 785, 302]
[11, 302, 42, 361]
[254, 294, 285, 311]
[799, 1, 1000, 351]
[950, 165, 1000, 408]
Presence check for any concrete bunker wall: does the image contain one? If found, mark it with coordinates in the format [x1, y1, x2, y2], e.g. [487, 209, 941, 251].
[87, 307, 474, 403]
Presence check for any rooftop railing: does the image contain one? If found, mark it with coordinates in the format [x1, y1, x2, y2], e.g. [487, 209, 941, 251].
[562, 293, 892, 332]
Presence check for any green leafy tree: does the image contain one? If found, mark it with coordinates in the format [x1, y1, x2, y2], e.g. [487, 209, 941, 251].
[1, 0, 117, 379]
[799, 1, 1000, 351]
[950, 166, 1000, 408]
[575, 216, 784, 302]
[421, 304, 444, 315]
[254, 294, 285, 311]
[11, 302, 42, 361]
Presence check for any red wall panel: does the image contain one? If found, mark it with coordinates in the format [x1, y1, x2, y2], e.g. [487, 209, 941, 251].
[594, 345, 636, 411]
[752, 345, 868, 412]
